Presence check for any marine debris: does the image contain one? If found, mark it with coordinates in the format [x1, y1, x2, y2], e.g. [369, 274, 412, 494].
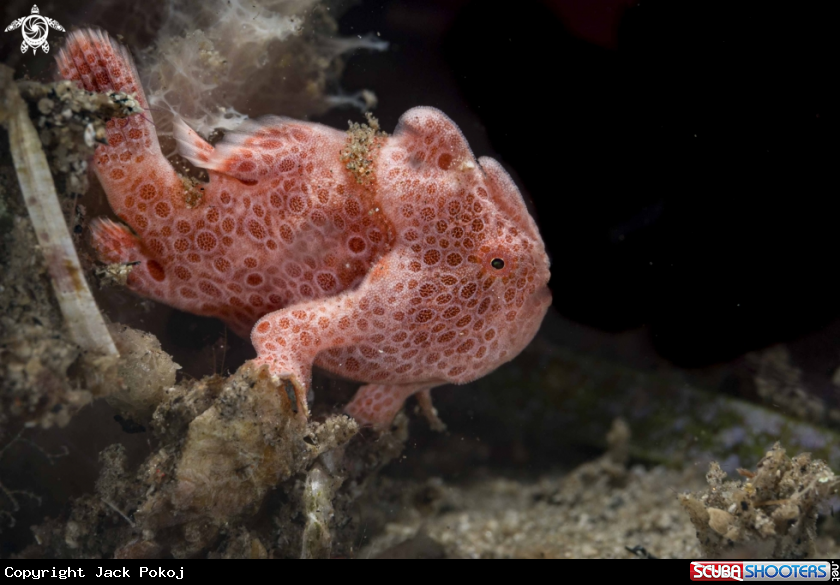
[0, 66, 130, 361]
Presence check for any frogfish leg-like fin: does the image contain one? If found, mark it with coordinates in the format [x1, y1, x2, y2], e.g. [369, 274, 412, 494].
[345, 383, 441, 431]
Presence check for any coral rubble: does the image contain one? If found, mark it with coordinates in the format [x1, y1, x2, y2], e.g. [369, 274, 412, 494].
[680, 443, 839, 559]
[22, 364, 409, 558]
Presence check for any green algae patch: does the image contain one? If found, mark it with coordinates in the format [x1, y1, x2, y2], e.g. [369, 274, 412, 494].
[472, 341, 840, 472]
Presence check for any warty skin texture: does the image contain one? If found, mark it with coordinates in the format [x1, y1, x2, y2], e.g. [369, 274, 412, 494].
[56, 29, 552, 429]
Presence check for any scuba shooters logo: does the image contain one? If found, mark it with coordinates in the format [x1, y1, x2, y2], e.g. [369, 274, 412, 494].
[690, 561, 837, 581]
[4, 5, 64, 54]
[692, 563, 745, 581]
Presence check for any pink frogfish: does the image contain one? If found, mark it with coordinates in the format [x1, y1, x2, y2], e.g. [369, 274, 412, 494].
[57, 29, 552, 429]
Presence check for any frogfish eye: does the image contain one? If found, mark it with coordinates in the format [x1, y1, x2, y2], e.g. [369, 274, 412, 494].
[491, 258, 505, 270]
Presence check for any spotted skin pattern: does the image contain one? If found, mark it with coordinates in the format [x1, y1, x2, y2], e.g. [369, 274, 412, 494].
[57, 29, 552, 429]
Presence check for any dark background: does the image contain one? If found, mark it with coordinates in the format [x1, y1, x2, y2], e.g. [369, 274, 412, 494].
[324, 0, 836, 368]
[1, 0, 837, 556]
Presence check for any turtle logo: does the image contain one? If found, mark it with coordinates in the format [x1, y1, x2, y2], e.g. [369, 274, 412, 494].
[5, 5, 64, 55]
